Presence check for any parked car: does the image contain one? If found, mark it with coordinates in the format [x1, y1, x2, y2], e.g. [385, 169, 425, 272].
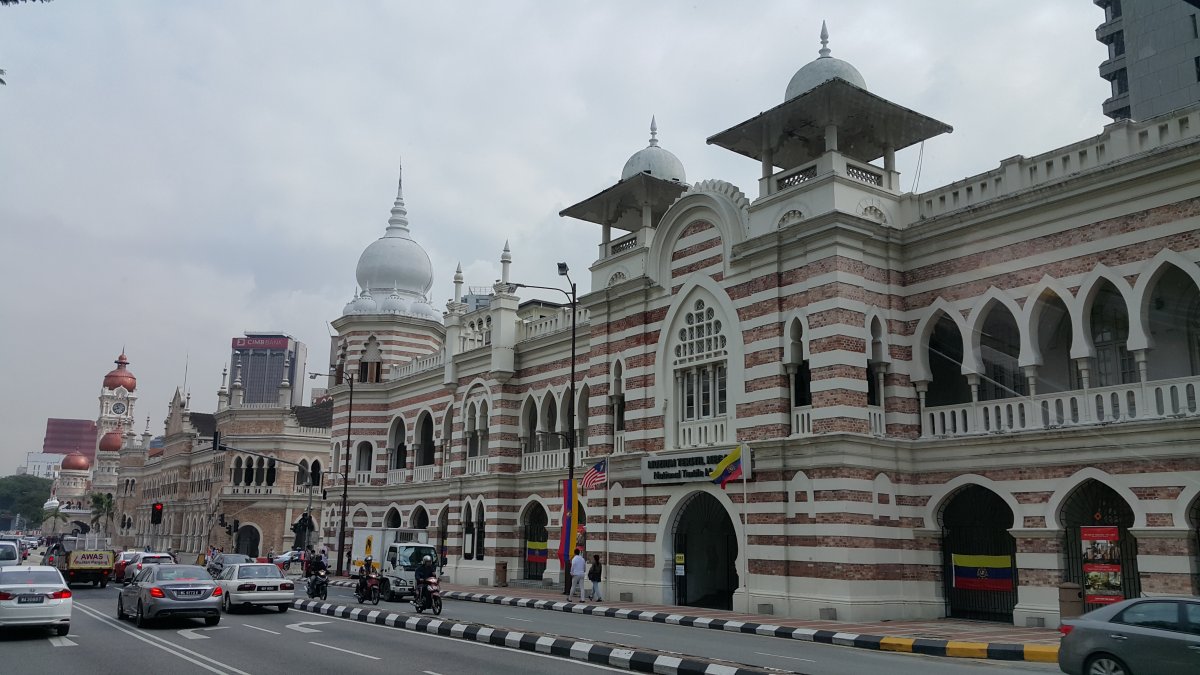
[112, 551, 139, 581]
[122, 553, 175, 584]
[272, 550, 303, 568]
[215, 563, 294, 613]
[117, 564, 221, 627]
[0, 541, 19, 568]
[206, 553, 253, 579]
[0, 565, 72, 635]
[1058, 596, 1200, 675]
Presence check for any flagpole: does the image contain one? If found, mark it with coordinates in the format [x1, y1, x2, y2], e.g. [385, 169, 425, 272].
[603, 459, 609, 603]
[741, 444, 749, 613]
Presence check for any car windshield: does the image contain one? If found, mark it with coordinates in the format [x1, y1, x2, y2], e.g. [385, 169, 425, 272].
[143, 556, 172, 564]
[237, 565, 282, 579]
[120, 552, 138, 560]
[0, 545, 17, 561]
[0, 570, 62, 585]
[157, 566, 208, 581]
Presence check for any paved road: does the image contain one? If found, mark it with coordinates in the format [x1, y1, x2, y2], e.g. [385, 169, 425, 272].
[318, 583, 1060, 675]
[0, 584, 632, 675]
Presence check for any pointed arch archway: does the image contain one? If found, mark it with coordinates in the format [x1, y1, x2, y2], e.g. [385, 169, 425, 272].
[1059, 479, 1140, 610]
[938, 484, 1017, 622]
[520, 500, 549, 581]
[671, 491, 737, 610]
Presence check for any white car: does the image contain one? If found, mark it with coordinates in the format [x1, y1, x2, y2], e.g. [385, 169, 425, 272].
[0, 565, 72, 635]
[215, 563, 294, 613]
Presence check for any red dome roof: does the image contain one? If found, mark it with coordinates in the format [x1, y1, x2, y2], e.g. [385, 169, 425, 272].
[103, 353, 137, 392]
[61, 451, 91, 471]
[98, 430, 123, 452]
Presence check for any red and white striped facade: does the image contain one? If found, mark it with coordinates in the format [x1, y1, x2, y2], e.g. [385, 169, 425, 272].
[321, 88, 1200, 626]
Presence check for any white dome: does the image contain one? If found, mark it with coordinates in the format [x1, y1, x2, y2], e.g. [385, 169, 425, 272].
[351, 290, 378, 314]
[621, 117, 686, 182]
[378, 288, 409, 313]
[785, 22, 866, 101]
[353, 169, 436, 303]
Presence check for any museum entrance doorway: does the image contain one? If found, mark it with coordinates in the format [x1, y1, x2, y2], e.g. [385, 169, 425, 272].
[672, 491, 737, 611]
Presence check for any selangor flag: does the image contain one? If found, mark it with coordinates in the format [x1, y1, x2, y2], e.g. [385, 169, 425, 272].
[525, 539, 548, 564]
[558, 478, 580, 567]
[952, 554, 1014, 591]
[708, 446, 743, 489]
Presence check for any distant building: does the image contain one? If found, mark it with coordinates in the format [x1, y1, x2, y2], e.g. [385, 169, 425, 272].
[1095, 0, 1200, 120]
[229, 332, 307, 406]
[42, 418, 97, 460]
[19, 452, 62, 479]
[463, 287, 494, 312]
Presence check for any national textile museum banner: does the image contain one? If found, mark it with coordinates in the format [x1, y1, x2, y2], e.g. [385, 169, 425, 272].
[1081, 525, 1123, 605]
[640, 447, 753, 485]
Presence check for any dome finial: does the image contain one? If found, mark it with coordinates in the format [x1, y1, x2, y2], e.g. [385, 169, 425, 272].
[819, 20, 830, 58]
[648, 116, 659, 147]
[387, 160, 410, 234]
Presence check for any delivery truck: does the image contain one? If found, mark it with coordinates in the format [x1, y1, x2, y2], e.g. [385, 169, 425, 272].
[349, 527, 437, 601]
[44, 535, 114, 588]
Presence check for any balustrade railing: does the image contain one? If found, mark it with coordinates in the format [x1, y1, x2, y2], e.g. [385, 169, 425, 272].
[465, 456, 487, 475]
[386, 468, 406, 485]
[222, 486, 275, 496]
[355, 471, 373, 485]
[792, 406, 813, 437]
[613, 432, 626, 454]
[678, 417, 727, 448]
[412, 465, 437, 483]
[868, 406, 886, 436]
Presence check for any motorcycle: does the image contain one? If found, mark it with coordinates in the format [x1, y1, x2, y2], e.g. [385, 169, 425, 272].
[355, 570, 381, 605]
[411, 576, 442, 615]
[307, 569, 328, 601]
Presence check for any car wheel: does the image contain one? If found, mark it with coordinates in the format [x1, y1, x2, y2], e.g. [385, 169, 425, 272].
[117, 596, 125, 620]
[100, 578, 108, 589]
[222, 593, 233, 613]
[205, 615, 220, 627]
[56, 623, 70, 637]
[380, 580, 391, 601]
[278, 604, 289, 613]
[1086, 654, 1131, 675]
[135, 601, 148, 628]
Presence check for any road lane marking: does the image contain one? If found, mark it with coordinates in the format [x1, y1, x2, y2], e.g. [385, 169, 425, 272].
[754, 651, 816, 663]
[244, 623, 281, 635]
[72, 602, 251, 675]
[604, 630, 641, 638]
[179, 626, 227, 639]
[505, 616, 533, 622]
[423, 671, 445, 675]
[309, 641, 381, 660]
[286, 620, 329, 633]
[48, 636, 77, 647]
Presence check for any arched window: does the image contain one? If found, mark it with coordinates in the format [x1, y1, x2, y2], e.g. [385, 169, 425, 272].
[478, 401, 490, 456]
[266, 458, 276, 486]
[297, 460, 309, 487]
[232, 457, 243, 485]
[466, 402, 480, 457]
[576, 384, 590, 449]
[254, 457, 265, 486]
[611, 362, 626, 433]
[463, 507, 475, 560]
[359, 336, 384, 383]
[416, 413, 435, 466]
[541, 395, 560, 451]
[788, 318, 812, 408]
[355, 442, 374, 473]
[474, 503, 485, 561]
[672, 297, 729, 446]
[1090, 284, 1135, 387]
[388, 417, 407, 471]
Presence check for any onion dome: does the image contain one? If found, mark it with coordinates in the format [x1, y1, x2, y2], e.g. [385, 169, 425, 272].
[61, 451, 91, 471]
[98, 429, 123, 452]
[378, 286, 408, 313]
[43, 496, 60, 510]
[785, 22, 866, 101]
[621, 117, 686, 182]
[350, 289, 378, 314]
[354, 165, 435, 304]
[103, 352, 137, 391]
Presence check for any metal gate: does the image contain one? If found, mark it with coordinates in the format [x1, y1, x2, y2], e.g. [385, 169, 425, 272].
[523, 507, 548, 581]
[1061, 480, 1140, 612]
[941, 485, 1018, 622]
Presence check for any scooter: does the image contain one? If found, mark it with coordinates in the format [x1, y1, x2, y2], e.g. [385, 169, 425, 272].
[411, 576, 442, 615]
[355, 570, 381, 605]
[307, 569, 328, 601]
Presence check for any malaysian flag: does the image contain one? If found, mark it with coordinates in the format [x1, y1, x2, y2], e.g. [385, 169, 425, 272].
[581, 459, 607, 490]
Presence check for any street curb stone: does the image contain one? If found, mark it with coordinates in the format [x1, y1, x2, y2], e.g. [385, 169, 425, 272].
[292, 598, 775, 675]
[442, 591, 1060, 664]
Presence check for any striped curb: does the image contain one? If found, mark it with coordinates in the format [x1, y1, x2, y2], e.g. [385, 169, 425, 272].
[443, 591, 1059, 664]
[291, 598, 776, 675]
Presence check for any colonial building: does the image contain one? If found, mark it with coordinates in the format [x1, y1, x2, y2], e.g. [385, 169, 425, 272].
[318, 23, 1200, 628]
[114, 360, 332, 558]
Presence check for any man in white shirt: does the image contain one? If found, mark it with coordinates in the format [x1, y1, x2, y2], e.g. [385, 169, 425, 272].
[569, 548, 587, 602]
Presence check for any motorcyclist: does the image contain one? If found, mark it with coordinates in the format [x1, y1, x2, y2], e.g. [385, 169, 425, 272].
[414, 554, 436, 605]
[307, 554, 328, 596]
[356, 555, 374, 597]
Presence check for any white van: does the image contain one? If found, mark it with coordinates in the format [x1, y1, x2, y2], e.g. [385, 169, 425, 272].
[0, 540, 19, 567]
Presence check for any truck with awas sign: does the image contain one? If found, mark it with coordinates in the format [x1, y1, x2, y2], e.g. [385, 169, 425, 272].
[349, 527, 436, 600]
[44, 535, 114, 588]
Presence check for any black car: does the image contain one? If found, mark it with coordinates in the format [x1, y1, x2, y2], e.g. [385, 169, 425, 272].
[206, 553, 253, 579]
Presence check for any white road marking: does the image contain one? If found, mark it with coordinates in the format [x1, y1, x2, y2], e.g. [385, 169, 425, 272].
[423, 671, 445, 675]
[754, 651, 816, 663]
[309, 641, 382, 660]
[72, 602, 253, 675]
[604, 630, 641, 638]
[286, 620, 329, 633]
[243, 623, 281, 635]
[178, 626, 227, 640]
[48, 636, 77, 647]
[505, 616, 533, 622]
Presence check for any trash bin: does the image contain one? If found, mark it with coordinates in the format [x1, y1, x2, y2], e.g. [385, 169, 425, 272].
[494, 561, 508, 587]
[1059, 582, 1084, 619]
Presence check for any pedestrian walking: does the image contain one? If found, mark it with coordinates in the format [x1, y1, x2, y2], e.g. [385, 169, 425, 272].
[569, 548, 587, 602]
[587, 554, 603, 602]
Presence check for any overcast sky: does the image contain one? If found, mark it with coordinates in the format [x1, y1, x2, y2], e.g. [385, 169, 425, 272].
[0, 1, 1112, 474]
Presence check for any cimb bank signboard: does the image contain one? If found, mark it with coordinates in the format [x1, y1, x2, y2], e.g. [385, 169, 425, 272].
[640, 447, 751, 485]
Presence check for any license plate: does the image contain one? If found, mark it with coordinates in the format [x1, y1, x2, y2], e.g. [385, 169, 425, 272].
[176, 590, 203, 597]
[258, 586, 276, 591]
[18, 595, 45, 604]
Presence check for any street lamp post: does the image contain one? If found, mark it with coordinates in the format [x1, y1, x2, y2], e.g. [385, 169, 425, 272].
[512, 262, 577, 593]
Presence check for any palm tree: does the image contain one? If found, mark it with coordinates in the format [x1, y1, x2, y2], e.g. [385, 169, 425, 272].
[89, 492, 116, 536]
[43, 504, 68, 536]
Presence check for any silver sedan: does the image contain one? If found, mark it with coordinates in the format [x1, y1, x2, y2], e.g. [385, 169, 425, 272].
[1058, 596, 1200, 675]
[215, 563, 295, 613]
[117, 564, 222, 627]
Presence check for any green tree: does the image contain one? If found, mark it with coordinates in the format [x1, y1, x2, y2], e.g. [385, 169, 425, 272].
[0, 474, 53, 527]
[89, 492, 116, 536]
[43, 503, 68, 536]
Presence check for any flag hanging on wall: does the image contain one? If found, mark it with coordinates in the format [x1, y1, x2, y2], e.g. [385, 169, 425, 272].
[582, 460, 607, 490]
[951, 554, 1014, 591]
[708, 445, 744, 489]
[525, 539, 548, 564]
[559, 478, 580, 567]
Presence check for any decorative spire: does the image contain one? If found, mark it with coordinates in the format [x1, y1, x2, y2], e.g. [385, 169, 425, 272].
[818, 20, 830, 58]
[386, 161, 410, 234]
[648, 116, 659, 147]
[233, 355, 244, 389]
[219, 364, 228, 392]
[144, 416, 150, 433]
[280, 353, 291, 388]
[501, 241, 512, 285]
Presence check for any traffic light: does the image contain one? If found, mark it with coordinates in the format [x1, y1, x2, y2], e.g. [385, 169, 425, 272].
[232, 519, 240, 533]
[218, 513, 226, 527]
[225, 524, 233, 535]
[151, 502, 163, 524]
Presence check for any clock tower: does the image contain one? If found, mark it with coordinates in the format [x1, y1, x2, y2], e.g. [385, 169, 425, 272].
[94, 352, 138, 495]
